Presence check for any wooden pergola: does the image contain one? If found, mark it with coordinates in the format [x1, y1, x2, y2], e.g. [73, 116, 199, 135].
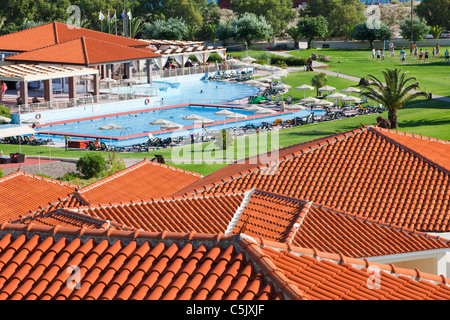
[0, 64, 99, 106]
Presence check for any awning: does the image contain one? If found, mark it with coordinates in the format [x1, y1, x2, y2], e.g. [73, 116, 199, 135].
[0, 126, 37, 138]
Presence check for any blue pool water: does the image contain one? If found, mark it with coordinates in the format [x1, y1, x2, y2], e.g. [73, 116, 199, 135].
[106, 79, 260, 106]
[40, 105, 324, 147]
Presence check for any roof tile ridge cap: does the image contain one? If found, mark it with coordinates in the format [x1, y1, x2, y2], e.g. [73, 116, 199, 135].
[148, 160, 202, 177]
[253, 189, 310, 205]
[78, 160, 148, 193]
[285, 201, 313, 244]
[369, 126, 450, 173]
[0, 170, 22, 182]
[19, 170, 78, 188]
[224, 189, 256, 235]
[57, 209, 123, 228]
[60, 22, 150, 46]
[372, 126, 450, 145]
[238, 236, 310, 300]
[72, 190, 91, 207]
[53, 21, 59, 44]
[80, 36, 90, 67]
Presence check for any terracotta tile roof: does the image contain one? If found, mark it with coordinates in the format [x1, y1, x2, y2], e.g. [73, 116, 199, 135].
[0, 224, 285, 300]
[0, 170, 77, 223]
[75, 159, 202, 206]
[6, 37, 160, 66]
[20, 192, 245, 234]
[247, 238, 450, 300]
[0, 22, 150, 52]
[17, 189, 450, 260]
[175, 127, 450, 232]
[292, 203, 450, 258]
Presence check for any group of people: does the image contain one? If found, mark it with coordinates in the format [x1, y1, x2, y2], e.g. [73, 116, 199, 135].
[376, 42, 449, 64]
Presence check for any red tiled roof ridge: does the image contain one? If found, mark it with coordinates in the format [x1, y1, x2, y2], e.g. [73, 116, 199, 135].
[68, 190, 247, 211]
[7, 35, 159, 63]
[187, 126, 371, 196]
[13, 208, 130, 231]
[78, 159, 201, 194]
[285, 201, 313, 244]
[0, 222, 234, 244]
[370, 126, 450, 173]
[373, 126, 450, 145]
[0, 170, 78, 189]
[251, 237, 450, 287]
[310, 202, 450, 246]
[238, 235, 311, 300]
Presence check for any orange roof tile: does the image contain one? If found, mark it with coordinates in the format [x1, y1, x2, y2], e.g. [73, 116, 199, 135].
[0, 170, 77, 223]
[75, 159, 202, 206]
[0, 224, 284, 300]
[175, 127, 450, 232]
[0, 22, 150, 52]
[6, 37, 160, 66]
[247, 238, 450, 300]
[20, 192, 245, 234]
[18, 189, 450, 259]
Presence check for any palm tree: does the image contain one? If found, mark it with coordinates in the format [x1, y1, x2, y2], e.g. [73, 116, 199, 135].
[129, 17, 144, 39]
[311, 73, 328, 97]
[361, 68, 428, 129]
[286, 26, 302, 49]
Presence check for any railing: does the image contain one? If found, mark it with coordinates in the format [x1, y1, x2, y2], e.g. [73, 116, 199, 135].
[8, 88, 159, 115]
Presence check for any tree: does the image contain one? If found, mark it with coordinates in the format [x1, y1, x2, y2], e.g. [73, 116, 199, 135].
[215, 21, 234, 46]
[301, 0, 366, 36]
[297, 16, 328, 49]
[361, 69, 428, 129]
[415, 0, 450, 30]
[230, 13, 272, 48]
[286, 26, 302, 49]
[141, 0, 205, 29]
[350, 21, 391, 49]
[143, 17, 188, 40]
[399, 18, 430, 42]
[215, 129, 234, 150]
[231, 0, 296, 37]
[129, 17, 144, 39]
[429, 25, 444, 40]
[311, 72, 328, 96]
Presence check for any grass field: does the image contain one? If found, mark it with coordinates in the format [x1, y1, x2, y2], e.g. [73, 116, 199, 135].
[287, 47, 450, 97]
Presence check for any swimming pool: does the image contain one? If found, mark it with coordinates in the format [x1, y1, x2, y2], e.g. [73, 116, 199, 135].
[37, 104, 325, 147]
[104, 78, 260, 106]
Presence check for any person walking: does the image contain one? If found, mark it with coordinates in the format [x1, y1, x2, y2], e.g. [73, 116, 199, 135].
[432, 46, 436, 59]
[445, 49, 449, 63]
[372, 48, 376, 61]
[424, 49, 429, 63]
[436, 44, 440, 56]
[409, 42, 414, 55]
[400, 48, 406, 64]
[1, 82, 7, 98]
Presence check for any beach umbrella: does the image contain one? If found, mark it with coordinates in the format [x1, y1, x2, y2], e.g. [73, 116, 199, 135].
[273, 83, 291, 91]
[22, 118, 45, 125]
[160, 122, 184, 130]
[150, 119, 172, 125]
[243, 105, 265, 111]
[267, 74, 281, 81]
[0, 116, 12, 123]
[342, 96, 362, 103]
[254, 108, 277, 115]
[313, 100, 334, 107]
[318, 85, 336, 94]
[325, 92, 347, 100]
[183, 114, 215, 124]
[295, 84, 314, 98]
[284, 104, 306, 111]
[243, 79, 264, 86]
[226, 112, 247, 120]
[241, 56, 256, 63]
[341, 87, 361, 95]
[257, 77, 273, 83]
[214, 109, 236, 116]
[301, 97, 320, 104]
[99, 123, 123, 146]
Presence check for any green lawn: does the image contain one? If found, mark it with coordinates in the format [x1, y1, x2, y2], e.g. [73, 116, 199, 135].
[287, 48, 450, 97]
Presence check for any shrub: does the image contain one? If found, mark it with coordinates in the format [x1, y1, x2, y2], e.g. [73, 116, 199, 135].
[105, 152, 125, 176]
[269, 54, 305, 67]
[58, 171, 82, 182]
[0, 169, 3, 178]
[76, 153, 106, 178]
[0, 105, 11, 118]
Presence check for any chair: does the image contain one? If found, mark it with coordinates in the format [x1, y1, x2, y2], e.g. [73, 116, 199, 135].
[86, 140, 100, 151]
[267, 95, 281, 105]
[99, 142, 110, 151]
[10, 153, 25, 163]
[273, 119, 283, 127]
[285, 95, 293, 105]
